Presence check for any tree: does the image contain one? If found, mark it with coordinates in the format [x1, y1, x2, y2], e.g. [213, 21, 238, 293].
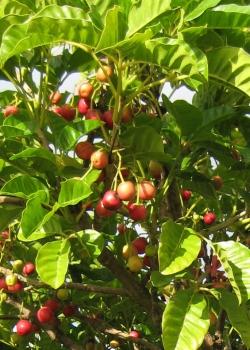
[0, 0, 250, 349]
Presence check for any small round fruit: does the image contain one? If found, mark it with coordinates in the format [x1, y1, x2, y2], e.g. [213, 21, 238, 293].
[44, 299, 60, 312]
[50, 91, 61, 104]
[95, 200, 114, 217]
[0, 278, 7, 291]
[132, 237, 148, 254]
[75, 141, 95, 160]
[127, 255, 143, 272]
[122, 244, 137, 260]
[129, 330, 141, 339]
[79, 82, 94, 99]
[53, 105, 76, 121]
[78, 98, 90, 114]
[121, 106, 133, 123]
[86, 109, 101, 120]
[212, 175, 223, 190]
[63, 304, 77, 317]
[91, 150, 109, 169]
[16, 320, 33, 336]
[203, 212, 216, 225]
[102, 109, 113, 129]
[117, 223, 126, 234]
[56, 288, 70, 301]
[0, 292, 7, 303]
[149, 160, 163, 179]
[181, 189, 192, 201]
[143, 255, 152, 268]
[210, 312, 217, 326]
[117, 181, 136, 201]
[3, 105, 19, 118]
[138, 181, 156, 201]
[1, 230, 9, 239]
[128, 203, 147, 221]
[102, 190, 121, 210]
[110, 339, 120, 348]
[5, 274, 17, 286]
[12, 260, 24, 273]
[96, 65, 113, 82]
[37, 306, 54, 324]
[7, 281, 23, 293]
[22, 262, 35, 276]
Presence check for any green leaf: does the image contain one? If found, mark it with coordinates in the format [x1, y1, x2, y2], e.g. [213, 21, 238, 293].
[76, 230, 104, 258]
[162, 289, 210, 350]
[0, 175, 48, 198]
[127, 0, 171, 37]
[58, 177, 92, 207]
[36, 239, 71, 289]
[214, 241, 250, 303]
[159, 220, 201, 275]
[0, 205, 22, 231]
[1, 113, 36, 138]
[194, 4, 250, 29]
[10, 147, 56, 164]
[220, 290, 250, 347]
[96, 6, 127, 51]
[4, 1, 32, 15]
[185, 0, 222, 21]
[207, 47, 250, 97]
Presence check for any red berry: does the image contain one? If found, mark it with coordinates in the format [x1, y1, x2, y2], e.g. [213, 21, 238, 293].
[75, 141, 95, 160]
[117, 223, 126, 234]
[63, 304, 77, 317]
[0, 278, 7, 291]
[203, 212, 216, 225]
[181, 189, 192, 201]
[102, 190, 121, 210]
[117, 181, 136, 201]
[212, 176, 223, 190]
[129, 330, 141, 339]
[121, 106, 133, 123]
[90, 150, 109, 169]
[22, 262, 35, 276]
[132, 237, 148, 254]
[95, 200, 114, 217]
[78, 98, 90, 114]
[78, 82, 94, 99]
[96, 65, 113, 82]
[128, 203, 147, 221]
[50, 91, 61, 105]
[1, 230, 9, 239]
[36, 306, 54, 324]
[53, 105, 76, 121]
[86, 109, 101, 120]
[16, 320, 33, 336]
[3, 105, 19, 118]
[44, 299, 60, 312]
[7, 281, 23, 293]
[138, 181, 156, 201]
[102, 110, 113, 129]
[143, 255, 152, 268]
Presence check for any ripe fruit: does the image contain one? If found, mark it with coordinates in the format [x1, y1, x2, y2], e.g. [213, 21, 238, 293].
[127, 255, 143, 272]
[138, 181, 156, 201]
[117, 181, 136, 201]
[56, 288, 69, 301]
[16, 320, 33, 336]
[203, 212, 216, 225]
[117, 223, 126, 234]
[181, 189, 192, 201]
[63, 304, 77, 317]
[212, 175, 223, 190]
[7, 281, 23, 293]
[44, 299, 60, 312]
[149, 160, 163, 179]
[78, 98, 90, 114]
[143, 255, 152, 268]
[96, 65, 113, 82]
[50, 91, 61, 104]
[128, 203, 147, 221]
[79, 82, 94, 99]
[12, 260, 24, 273]
[122, 244, 137, 260]
[95, 200, 114, 217]
[5, 274, 17, 286]
[91, 150, 109, 169]
[75, 141, 95, 160]
[22, 262, 35, 276]
[132, 237, 148, 254]
[102, 190, 121, 210]
[102, 109, 113, 129]
[0, 278, 7, 291]
[37, 306, 53, 323]
[121, 106, 133, 123]
[110, 339, 120, 348]
[3, 105, 19, 118]
[53, 105, 76, 121]
[1, 230, 9, 239]
[129, 330, 141, 339]
[86, 109, 101, 120]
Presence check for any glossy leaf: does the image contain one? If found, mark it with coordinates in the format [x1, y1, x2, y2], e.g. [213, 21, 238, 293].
[184, 0, 222, 21]
[0, 205, 22, 231]
[76, 230, 104, 258]
[0, 175, 48, 198]
[214, 241, 250, 303]
[162, 289, 210, 350]
[58, 178, 92, 207]
[220, 290, 250, 347]
[10, 147, 56, 164]
[159, 220, 201, 275]
[36, 239, 71, 289]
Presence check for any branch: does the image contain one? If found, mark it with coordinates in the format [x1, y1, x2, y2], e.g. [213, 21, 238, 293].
[0, 196, 24, 205]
